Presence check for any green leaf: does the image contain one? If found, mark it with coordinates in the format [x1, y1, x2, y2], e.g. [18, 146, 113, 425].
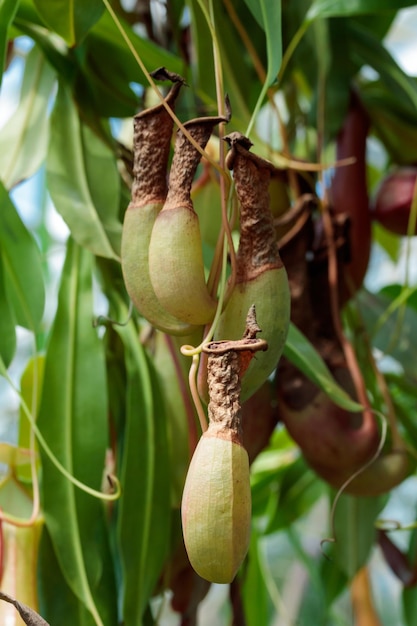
[187, 0, 252, 125]
[17, 355, 45, 483]
[318, 554, 348, 608]
[389, 377, 417, 451]
[403, 586, 417, 626]
[38, 526, 103, 626]
[0, 46, 56, 190]
[266, 456, 323, 533]
[89, 8, 183, 82]
[214, 0, 255, 125]
[47, 82, 120, 260]
[287, 526, 348, 619]
[187, 0, 216, 108]
[0, 0, 19, 88]
[152, 332, 191, 508]
[283, 323, 362, 411]
[80, 124, 122, 257]
[12, 1, 77, 81]
[307, 0, 416, 20]
[372, 222, 402, 262]
[250, 429, 323, 533]
[403, 519, 417, 626]
[33, 0, 104, 46]
[14, 2, 183, 118]
[111, 294, 171, 624]
[243, 0, 282, 86]
[323, 18, 355, 136]
[356, 289, 417, 379]
[0, 181, 45, 331]
[37, 238, 117, 626]
[0, 253, 16, 368]
[360, 80, 417, 164]
[194, 175, 222, 248]
[348, 20, 417, 112]
[331, 493, 386, 579]
[74, 9, 183, 118]
[242, 530, 270, 626]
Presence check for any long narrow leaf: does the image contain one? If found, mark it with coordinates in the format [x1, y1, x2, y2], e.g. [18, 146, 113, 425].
[0, 181, 45, 331]
[38, 527, 103, 626]
[188, 0, 252, 125]
[112, 294, 171, 625]
[349, 20, 417, 111]
[243, 0, 282, 86]
[403, 513, 417, 626]
[80, 123, 122, 257]
[47, 83, 120, 261]
[0, 253, 16, 368]
[308, 0, 417, 20]
[284, 323, 362, 411]
[242, 0, 282, 134]
[89, 8, 183, 82]
[265, 457, 323, 533]
[0, 46, 56, 189]
[17, 355, 44, 483]
[242, 530, 270, 626]
[33, 0, 104, 46]
[0, 0, 19, 88]
[357, 289, 417, 380]
[37, 238, 117, 626]
[332, 493, 386, 579]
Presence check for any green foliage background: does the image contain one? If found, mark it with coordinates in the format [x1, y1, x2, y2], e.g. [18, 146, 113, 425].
[1, 0, 417, 625]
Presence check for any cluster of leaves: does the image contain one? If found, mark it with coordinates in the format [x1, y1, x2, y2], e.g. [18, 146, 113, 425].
[1, 0, 417, 625]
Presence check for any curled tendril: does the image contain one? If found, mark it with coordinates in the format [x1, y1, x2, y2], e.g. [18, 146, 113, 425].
[2, 362, 121, 503]
[321, 409, 388, 550]
[93, 300, 134, 328]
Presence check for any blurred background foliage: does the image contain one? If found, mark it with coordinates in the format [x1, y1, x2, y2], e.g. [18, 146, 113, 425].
[1, 0, 417, 625]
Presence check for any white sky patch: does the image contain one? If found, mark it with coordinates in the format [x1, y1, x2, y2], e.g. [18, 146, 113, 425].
[385, 6, 417, 74]
[366, 237, 417, 292]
